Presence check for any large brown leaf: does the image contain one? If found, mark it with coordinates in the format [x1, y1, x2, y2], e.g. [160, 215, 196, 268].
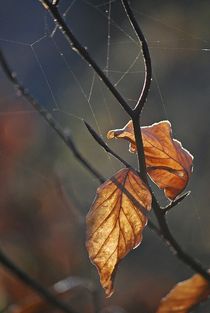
[86, 168, 152, 297]
[107, 120, 193, 200]
[156, 274, 210, 313]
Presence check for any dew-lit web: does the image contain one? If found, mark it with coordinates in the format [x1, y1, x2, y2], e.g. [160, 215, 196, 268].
[1, 0, 210, 261]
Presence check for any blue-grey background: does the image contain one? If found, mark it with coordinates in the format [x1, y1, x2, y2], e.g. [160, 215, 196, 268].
[0, 1, 210, 312]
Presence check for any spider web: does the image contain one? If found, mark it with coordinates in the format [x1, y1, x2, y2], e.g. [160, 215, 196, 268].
[0, 0, 210, 301]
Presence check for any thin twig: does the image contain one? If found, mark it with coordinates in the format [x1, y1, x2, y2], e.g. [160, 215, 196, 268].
[0, 50, 104, 184]
[121, 0, 152, 115]
[84, 121, 132, 169]
[38, 0, 133, 117]
[0, 249, 78, 313]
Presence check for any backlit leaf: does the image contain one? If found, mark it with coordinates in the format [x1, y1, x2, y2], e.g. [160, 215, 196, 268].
[156, 273, 210, 313]
[86, 168, 152, 296]
[107, 120, 193, 200]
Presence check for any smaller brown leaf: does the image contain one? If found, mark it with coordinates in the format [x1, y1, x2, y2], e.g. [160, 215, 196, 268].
[86, 168, 152, 297]
[156, 274, 210, 313]
[107, 120, 193, 200]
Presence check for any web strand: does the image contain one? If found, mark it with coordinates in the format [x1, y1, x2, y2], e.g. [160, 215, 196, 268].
[104, 0, 112, 77]
[30, 43, 60, 110]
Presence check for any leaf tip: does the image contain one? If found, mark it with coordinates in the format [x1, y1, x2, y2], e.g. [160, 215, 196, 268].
[107, 130, 115, 139]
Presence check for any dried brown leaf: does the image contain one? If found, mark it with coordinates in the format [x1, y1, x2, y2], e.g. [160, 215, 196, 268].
[156, 273, 210, 313]
[86, 168, 152, 297]
[107, 120, 193, 200]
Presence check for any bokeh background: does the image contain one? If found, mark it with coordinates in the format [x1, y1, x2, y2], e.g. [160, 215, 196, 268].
[0, 0, 210, 312]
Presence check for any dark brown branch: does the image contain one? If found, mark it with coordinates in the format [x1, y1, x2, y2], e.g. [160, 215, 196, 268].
[0, 249, 77, 313]
[121, 0, 152, 115]
[38, 0, 133, 117]
[0, 50, 104, 184]
[132, 116, 148, 183]
[84, 121, 132, 169]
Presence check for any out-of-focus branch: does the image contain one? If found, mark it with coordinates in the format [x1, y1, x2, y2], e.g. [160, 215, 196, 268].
[0, 249, 78, 313]
[0, 50, 104, 184]
[10, 276, 95, 313]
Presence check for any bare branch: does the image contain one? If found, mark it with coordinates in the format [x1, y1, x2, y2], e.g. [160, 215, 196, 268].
[121, 0, 152, 115]
[0, 249, 78, 313]
[38, 0, 133, 117]
[132, 117, 148, 183]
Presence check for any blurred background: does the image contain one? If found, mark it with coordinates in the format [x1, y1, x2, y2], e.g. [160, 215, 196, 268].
[0, 0, 210, 312]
